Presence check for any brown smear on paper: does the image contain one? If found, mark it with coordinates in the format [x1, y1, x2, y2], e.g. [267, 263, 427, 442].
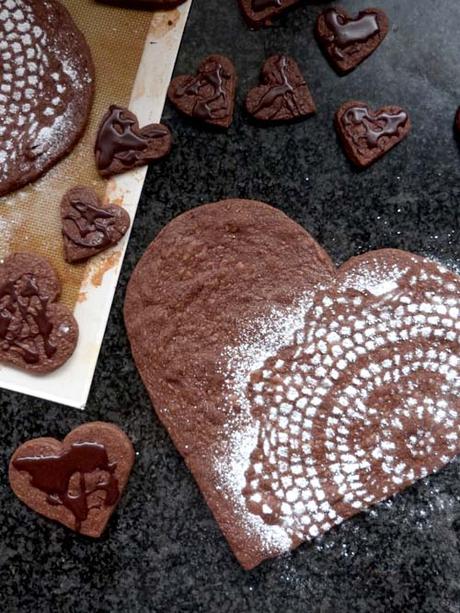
[0, 1, 153, 308]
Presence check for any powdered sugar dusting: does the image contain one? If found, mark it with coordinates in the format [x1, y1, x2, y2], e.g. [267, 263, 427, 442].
[215, 255, 460, 555]
[0, 0, 93, 192]
[216, 294, 316, 553]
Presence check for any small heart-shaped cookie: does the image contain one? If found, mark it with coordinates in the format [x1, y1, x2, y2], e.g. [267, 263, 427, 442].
[168, 55, 237, 128]
[9, 422, 135, 537]
[0, 253, 78, 373]
[125, 200, 460, 569]
[335, 100, 411, 168]
[95, 105, 172, 177]
[61, 187, 131, 263]
[246, 55, 316, 122]
[316, 7, 389, 74]
[238, 0, 301, 29]
[99, 0, 187, 7]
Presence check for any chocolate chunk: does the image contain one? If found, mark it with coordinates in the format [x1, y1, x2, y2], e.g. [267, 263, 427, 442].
[246, 55, 316, 122]
[95, 106, 172, 178]
[316, 7, 389, 74]
[238, 0, 301, 29]
[0, 253, 78, 374]
[335, 100, 411, 168]
[0, 0, 94, 197]
[9, 422, 135, 537]
[61, 187, 131, 264]
[167, 55, 237, 128]
[125, 199, 460, 569]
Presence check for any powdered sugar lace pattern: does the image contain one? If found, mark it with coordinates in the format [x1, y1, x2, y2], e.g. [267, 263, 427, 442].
[218, 256, 460, 551]
[0, 0, 92, 192]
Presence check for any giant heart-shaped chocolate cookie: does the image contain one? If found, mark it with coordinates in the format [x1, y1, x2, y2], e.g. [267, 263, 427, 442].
[0, 253, 78, 373]
[316, 7, 389, 74]
[9, 422, 135, 537]
[238, 0, 302, 29]
[61, 187, 131, 263]
[167, 55, 237, 128]
[124, 200, 460, 569]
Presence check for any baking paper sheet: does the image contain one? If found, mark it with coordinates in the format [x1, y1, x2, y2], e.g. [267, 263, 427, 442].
[0, 0, 193, 408]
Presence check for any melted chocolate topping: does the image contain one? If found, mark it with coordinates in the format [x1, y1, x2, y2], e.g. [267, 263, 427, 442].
[253, 56, 304, 117]
[13, 442, 119, 532]
[177, 62, 230, 121]
[63, 200, 116, 249]
[0, 275, 56, 364]
[325, 9, 380, 60]
[252, 0, 283, 11]
[343, 106, 408, 148]
[96, 106, 168, 171]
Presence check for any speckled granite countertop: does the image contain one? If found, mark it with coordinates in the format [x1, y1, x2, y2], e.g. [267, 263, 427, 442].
[1, 1, 460, 611]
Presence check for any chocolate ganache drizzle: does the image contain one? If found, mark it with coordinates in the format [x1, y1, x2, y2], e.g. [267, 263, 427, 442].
[63, 199, 116, 249]
[253, 56, 304, 117]
[344, 106, 408, 148]
[325, 9, 380, 59]
[252, 0, 283, 11]
[13, 442, 120, 532]
[177, 61, 231, 121]
[96, 106, 168, 171]
[0, 275, 56, 364]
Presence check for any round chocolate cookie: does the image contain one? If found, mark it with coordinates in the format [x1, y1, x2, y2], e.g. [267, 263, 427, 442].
[0, 0, 95, 197]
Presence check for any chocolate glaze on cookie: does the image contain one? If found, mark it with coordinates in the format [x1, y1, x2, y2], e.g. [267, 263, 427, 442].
[61, 187, 131, 263]
[0, 253, 78, 373]
[246, 55, 316, 122]
[316, 7, 389, 74]
[335, 100, 411, 168]
[168, 55, 237, 128]
[238, 0, 301, 29]
[95, 106, 172, 177]
[0, 0, 94, 197]
[9, 422, 135, 537]
[125, 200, 460, 569]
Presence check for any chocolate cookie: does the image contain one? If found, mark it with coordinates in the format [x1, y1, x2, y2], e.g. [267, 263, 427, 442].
[95, 106, 172, 178]
[238, 0, 301, 29]
[316, 7, 389, 74]
[0, 253, 78, 374]
[0, 0, 95, 197]
[335, 100, 411, 168]
[99, 0, 187, 10]
[246, 55, 316, 122]
[61, 187, 131, 264]
[167, 55, 237, 128]
[125, 200, 460, 569]
[9, 422, 135, 537]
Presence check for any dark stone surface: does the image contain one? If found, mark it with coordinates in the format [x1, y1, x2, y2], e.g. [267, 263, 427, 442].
[1, 0, 459, 611]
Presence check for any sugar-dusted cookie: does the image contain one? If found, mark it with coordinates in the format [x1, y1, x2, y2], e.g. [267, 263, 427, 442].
[10, 422, 135, 537]
[246, 55, 316, 122]
[125, 199, 460, 569]
[168, 55, 237, 128]
[0, 253, 78, 373]
[0, 0, 94, 197]
[335, 100, 411, 168]
[316, 7, 389, 74]
[61, 187, 131, 263]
